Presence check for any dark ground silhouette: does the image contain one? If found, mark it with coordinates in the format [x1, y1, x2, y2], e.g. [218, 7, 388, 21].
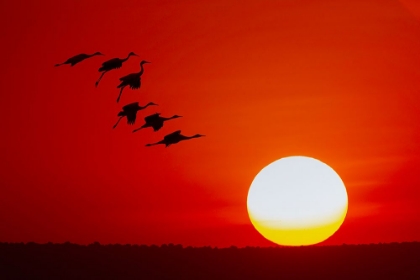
[0, 242, 419, 280]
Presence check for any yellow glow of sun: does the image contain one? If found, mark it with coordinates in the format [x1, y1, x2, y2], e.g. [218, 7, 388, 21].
[247, 156, 348, 246]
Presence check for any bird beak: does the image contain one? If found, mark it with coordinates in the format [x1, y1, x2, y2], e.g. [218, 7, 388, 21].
[145, 61, 151, 63]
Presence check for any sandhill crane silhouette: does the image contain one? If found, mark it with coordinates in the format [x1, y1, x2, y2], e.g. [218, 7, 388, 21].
[116, 60, 150, 103]
[132, 113, 182, 133]
[95, 52, 139, 87]
[55, 52, 104, 67]
[145, 130, 204, 147]
[113, 101, 158, 129]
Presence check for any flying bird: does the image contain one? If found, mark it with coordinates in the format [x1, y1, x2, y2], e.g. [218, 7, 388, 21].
[132, 113, 182, 133]
[145, 130, 205, 147]
[95, 52, 139, 87]
[55, 52, 104, 67]
[113, 102, 158, 129]
[116, 60, 150, 103]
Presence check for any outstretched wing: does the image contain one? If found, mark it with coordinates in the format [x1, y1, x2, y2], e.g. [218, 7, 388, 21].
[119, 72, 137, 82]
[126, 111, 137, 125]
[144, 113, 161, 123]
[100, 58, 122, 70]
[151, 121, 164, 131]
[122, 102, 139, 111]
[67, 53, 89, 64]
[164, 130, 182, 141]
[129, 77, 141, 89]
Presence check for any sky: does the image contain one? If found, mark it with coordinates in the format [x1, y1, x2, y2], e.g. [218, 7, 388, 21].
[1, 0, 420, 247]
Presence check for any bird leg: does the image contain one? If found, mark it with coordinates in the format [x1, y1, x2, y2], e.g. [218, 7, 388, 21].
[95, 71, 108, 87]
[132, 127, 143, 133]
[113, 117, 124, 129]
[145, 140, 166, 147]
[116, 87, 125, 103]
[145, 142, 160, 147]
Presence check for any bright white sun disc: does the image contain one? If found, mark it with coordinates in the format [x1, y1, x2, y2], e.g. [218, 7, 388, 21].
[247, 156, 348, 246]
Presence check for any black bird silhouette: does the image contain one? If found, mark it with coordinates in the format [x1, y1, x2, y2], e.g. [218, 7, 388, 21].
[55, 52, 104, 67]
[116, 60, 150, 103]
[132, 113, 182, 132]
[113, 101, 158, 129]
[95, 52, 139, 87]
[145, 130, 205, 147]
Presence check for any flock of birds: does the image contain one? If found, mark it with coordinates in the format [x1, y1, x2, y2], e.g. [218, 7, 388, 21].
[55, 52, 205, 147]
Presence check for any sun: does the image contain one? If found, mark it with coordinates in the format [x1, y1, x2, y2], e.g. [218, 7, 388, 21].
[247, 156, 348, 246]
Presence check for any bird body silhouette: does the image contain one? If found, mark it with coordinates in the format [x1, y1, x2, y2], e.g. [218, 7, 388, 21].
[133, 113, 182, 132]
[116, 60, 150, 103]
[113, 102, 158, 129]
[146, 130, 204, 147]
[55, 52, 103, 67]
[95, 52, 138, 87]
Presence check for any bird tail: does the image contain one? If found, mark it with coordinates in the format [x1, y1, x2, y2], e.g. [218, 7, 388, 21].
[54, 63, 63, 67]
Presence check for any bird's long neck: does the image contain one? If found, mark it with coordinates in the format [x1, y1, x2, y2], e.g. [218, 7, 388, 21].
[185, 135, 201, 140]
[164, 115, 177, 121]
[122, 54, 131, 62]
[138, 103, 150, 110]
[138, 64, 145, 76]
[179, 135, 193, 140]
[90, 53, 98, 57]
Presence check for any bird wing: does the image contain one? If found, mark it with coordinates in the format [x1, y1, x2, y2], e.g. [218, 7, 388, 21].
[144, 113, 161, 123]
[101, 58, 122, 69]
[122, 102, 139, 111]
[164, 130, 182, 141]
[151, 121, 164, 131]
[126, 111, 137, 125]
[129, 77, 141, 89]
[67, 53, 89, 64]
[119, 73, 137, 82]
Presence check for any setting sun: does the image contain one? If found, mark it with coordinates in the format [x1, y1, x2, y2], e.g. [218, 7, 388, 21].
[247, 156, 348, 246]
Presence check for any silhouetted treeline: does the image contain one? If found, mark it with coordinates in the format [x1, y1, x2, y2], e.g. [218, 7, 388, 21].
[1, 242, 419, 280]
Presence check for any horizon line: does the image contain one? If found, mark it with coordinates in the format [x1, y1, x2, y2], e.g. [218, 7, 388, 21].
[1, 241, 419, 249]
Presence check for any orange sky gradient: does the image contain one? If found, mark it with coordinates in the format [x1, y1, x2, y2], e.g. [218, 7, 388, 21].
[1, 0, 420, 247]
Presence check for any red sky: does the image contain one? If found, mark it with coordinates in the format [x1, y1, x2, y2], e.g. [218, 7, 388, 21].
[1, 0, 420, 247]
